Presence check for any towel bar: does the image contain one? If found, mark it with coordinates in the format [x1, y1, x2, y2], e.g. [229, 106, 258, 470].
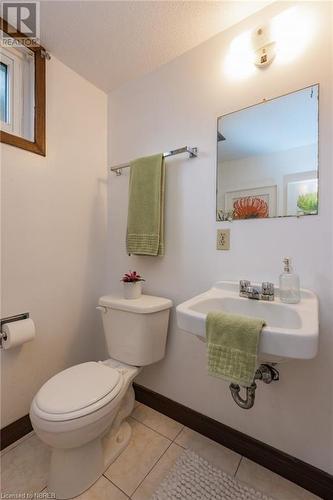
[110, 146, 198, 175]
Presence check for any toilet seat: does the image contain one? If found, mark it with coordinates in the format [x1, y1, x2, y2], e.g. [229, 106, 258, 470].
[32, 362, 124, 422]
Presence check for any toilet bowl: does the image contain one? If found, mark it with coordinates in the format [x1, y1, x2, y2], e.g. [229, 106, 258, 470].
[30, 294, 172, 499]
[30, 359, 139, 498]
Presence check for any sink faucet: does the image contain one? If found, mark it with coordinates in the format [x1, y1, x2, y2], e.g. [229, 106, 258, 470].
[239, 280, 274, 301]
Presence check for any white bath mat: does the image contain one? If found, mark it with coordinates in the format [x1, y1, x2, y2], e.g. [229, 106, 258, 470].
[152, 449, 274, 500]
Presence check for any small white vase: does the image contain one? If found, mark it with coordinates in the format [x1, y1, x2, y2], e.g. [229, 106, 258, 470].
[123, 281, 142, 299]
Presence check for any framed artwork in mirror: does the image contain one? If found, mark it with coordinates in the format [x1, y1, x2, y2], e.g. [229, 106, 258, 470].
[224, 185, 277, 219]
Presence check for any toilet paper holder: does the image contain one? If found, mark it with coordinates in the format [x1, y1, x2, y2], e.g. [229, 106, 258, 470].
[0, 312, 30, 348]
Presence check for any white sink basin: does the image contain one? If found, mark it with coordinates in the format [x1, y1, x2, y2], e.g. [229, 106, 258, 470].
[176, 281, 319, 362]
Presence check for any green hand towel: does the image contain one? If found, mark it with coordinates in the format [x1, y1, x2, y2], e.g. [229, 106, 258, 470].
[126, 153, 165, 256]
[206, 312, 265, 387]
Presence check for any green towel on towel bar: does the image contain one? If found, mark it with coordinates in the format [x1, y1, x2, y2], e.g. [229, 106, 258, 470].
[126, 153, 165, 256]
[206, 311, 266, 387]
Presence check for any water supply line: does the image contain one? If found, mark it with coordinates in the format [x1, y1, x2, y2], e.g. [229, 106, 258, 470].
[229, 364, 279, 409]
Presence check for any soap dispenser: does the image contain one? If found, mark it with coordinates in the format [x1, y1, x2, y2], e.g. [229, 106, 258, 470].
[279, 257, 300, 304]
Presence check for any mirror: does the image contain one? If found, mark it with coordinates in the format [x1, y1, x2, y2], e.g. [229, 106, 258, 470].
[216, 85, 319, 221]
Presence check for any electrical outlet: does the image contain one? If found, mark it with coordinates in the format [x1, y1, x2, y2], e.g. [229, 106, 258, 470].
[217, 229, 230, 250]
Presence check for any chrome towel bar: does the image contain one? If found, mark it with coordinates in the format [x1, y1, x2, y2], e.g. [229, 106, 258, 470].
[109, 146, 198, 176]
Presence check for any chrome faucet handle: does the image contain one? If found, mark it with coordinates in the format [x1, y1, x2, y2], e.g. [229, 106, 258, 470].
[239, 280, 251, 292]
[262, 282, 274, 294]
[261, 282, 274, 301]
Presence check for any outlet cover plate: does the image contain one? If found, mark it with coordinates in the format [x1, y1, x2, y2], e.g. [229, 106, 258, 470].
[217, 229, 230, 250]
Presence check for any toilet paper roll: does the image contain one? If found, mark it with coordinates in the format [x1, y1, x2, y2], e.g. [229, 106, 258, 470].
[2, 318, 36, 349]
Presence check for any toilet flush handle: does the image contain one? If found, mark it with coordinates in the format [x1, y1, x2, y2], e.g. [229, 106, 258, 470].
[96, 306, 108, 313]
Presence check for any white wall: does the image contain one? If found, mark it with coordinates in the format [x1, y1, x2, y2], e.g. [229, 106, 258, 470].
[0, 56, 108, 427]
[107, 1, 333, 473]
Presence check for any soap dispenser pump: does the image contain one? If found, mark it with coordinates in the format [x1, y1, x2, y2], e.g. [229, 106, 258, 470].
[279, 257, 300, 304]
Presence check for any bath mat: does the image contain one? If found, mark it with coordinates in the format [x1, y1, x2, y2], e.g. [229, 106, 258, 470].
[152, 449, 274, 500]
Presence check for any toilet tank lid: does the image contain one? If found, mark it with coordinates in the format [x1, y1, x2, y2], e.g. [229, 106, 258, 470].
[99, 294, 173, 313]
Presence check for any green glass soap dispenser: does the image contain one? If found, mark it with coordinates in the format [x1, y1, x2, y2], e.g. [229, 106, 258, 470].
[279, 257, 301, 304]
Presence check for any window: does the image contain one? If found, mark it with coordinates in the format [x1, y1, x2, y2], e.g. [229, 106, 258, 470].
[0, 17, 46, 156]
[0, 61, 8, 122]
[1, 44, 35, 140]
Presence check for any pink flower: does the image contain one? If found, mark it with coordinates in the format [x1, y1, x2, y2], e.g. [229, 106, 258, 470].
[121, 271, 145, 283]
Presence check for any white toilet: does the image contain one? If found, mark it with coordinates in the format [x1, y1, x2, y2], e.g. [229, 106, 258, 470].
[30, 294, 172, 499]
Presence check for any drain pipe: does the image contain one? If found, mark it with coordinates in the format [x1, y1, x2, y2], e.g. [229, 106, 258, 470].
[229, 364, 279, 409]
[230, 382, 257, 409]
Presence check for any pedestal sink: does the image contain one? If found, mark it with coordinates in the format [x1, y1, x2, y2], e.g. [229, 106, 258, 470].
[176, 281, 319, 363]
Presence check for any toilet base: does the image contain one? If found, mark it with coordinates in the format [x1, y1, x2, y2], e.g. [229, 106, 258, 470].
[103, 419, 132, 469]
[48, 421, 132, 499]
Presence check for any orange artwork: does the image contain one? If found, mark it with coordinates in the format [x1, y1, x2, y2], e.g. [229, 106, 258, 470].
[233, 197, 269, 219]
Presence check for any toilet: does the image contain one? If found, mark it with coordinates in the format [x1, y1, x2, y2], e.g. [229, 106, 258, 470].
[30, 294, 172, 499]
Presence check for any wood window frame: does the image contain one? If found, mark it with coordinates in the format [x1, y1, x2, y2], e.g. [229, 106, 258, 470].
[0, 17, 46, 156]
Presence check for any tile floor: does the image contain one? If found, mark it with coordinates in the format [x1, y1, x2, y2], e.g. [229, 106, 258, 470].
[1, 403, 320, 500]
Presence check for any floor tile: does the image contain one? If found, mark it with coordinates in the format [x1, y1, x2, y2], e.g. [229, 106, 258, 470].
[42, 477, 129, 500]
[175, 426, 241, 475]
[236, 458, 321, 500]
[1, 434, 50, 494]
[132, 443, 184, 500]
[131, 403, 183, 440]
[75, 476, 128, 500]
[104, 418, 171, 497]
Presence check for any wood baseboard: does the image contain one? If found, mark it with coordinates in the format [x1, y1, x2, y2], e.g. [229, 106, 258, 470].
[1, 414, 33, 451]
[133, 383, 333, 499]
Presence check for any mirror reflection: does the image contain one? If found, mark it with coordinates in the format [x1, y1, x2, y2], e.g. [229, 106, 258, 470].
[216, 85, 319, 221]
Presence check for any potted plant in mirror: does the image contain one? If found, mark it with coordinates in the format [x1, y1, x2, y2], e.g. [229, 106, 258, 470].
[121, 271, 145, 299]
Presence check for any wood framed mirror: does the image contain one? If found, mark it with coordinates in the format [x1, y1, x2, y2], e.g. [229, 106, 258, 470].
[0, 16, 46, 156]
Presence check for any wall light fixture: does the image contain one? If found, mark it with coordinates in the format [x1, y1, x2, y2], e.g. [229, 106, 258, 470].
[251, 24, 275, 68]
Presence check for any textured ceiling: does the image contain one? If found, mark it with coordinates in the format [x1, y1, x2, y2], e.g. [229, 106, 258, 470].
[40, 1, 273, 93]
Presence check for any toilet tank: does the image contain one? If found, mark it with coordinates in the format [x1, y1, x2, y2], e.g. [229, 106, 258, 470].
[98, 295, 173, 366]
